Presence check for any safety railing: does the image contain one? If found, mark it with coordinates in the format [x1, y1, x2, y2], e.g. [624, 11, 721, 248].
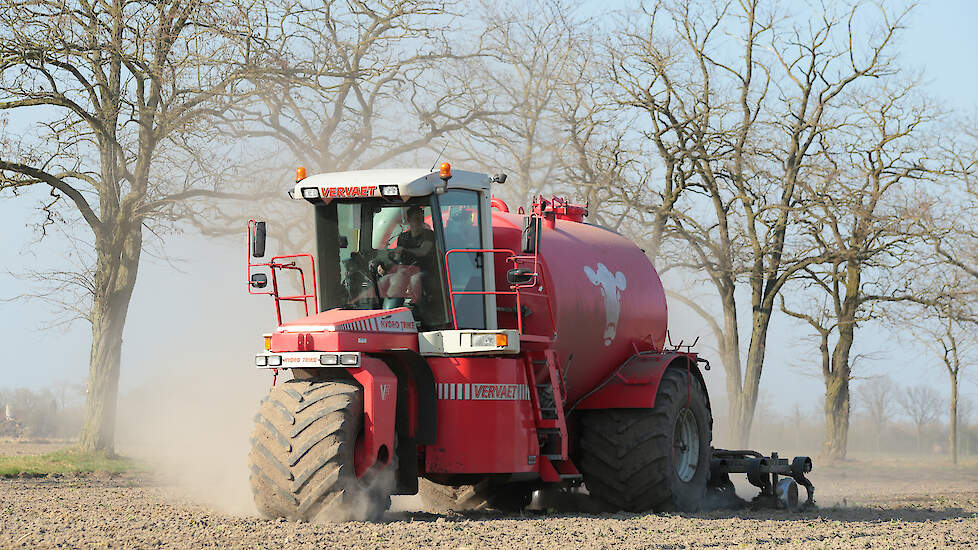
[506, 250, 558, 342]
[248, 221, 318, 326]
[444, 248, 526, 333]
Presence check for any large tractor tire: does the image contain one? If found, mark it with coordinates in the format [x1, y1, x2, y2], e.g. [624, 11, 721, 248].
[418, 479, 533, 513]
[577, 366, 712, 512]
[248, 380, 393, 522]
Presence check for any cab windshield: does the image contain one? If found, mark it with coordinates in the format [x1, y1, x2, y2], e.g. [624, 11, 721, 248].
[314, 191, 486, 331]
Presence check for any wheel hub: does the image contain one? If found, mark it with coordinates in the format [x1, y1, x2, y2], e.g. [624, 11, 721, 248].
[673, 408, 699, 482]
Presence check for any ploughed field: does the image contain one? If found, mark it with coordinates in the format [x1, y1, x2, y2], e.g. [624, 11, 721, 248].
[2, 443, 977, 549]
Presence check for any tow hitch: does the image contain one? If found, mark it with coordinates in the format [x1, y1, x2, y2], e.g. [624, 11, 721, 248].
[709, 449, 815, 510]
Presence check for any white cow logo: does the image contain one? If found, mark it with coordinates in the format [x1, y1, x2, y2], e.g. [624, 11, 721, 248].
[584, 263, 627, 346]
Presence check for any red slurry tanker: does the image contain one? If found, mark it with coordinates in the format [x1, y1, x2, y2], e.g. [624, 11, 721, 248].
[246, 164, 814, 521]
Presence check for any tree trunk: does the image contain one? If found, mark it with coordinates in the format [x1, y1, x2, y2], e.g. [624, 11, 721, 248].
[950, 372, 958, 465]
[822, 262, 859, 461]
[823, 373, 850, 461]
[823, 323, 854, 460]
[79, 295, 127, 452]
[716, 285, 744, 446]
[78, 225, 142, 453]
[646, 169, 681, 260]
[736, 308, 773, 447]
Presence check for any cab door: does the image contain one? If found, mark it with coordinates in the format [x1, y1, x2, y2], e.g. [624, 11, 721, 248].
[437, 189, 486, 329]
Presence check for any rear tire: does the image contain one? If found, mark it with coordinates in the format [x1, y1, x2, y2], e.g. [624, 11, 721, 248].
[248, 380, 393, 522]
[577, 366, 712, 512]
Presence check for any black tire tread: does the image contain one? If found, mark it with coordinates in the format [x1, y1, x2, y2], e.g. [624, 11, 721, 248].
[248, 380, 389, 521]
[577, 367, 712, 512]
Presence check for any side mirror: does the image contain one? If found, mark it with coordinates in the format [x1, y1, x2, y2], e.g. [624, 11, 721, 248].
[521, 217, 539, 254]
[507, 268, 535, 285]
[250, 273, 268, 288]
[252, 221, 266, 258]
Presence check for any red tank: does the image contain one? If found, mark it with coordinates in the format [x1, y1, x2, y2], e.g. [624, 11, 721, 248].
[490, 206, 668, 404]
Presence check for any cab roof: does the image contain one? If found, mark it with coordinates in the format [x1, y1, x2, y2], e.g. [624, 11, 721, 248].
[291, 168, 492, 201]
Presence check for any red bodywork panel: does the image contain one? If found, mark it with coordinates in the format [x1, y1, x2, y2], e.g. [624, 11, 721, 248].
[573, 352, 695, 410]
[270, 308, 420, 353]
[270, 331, 418, 353]
[424, 356, 539, 474]
[349, 356, 398, 477]
[278, 308, 417, 332]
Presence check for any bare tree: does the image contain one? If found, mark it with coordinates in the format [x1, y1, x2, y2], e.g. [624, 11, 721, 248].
[918, 117, 978, 463]
[959, 395, 975, 456]
[0, 388, 59, 437]
[537, 7, 644, 231]
[450, 0, 648, 236]
[244, 0, 491, 169]
[778, 78, 943, 460]
[610, 0, 911, 445]
[856, 375, 896, 453]
[898, 385, 943, 452]
[913, 295, 977, 464]
[0, 0, 258, 452]
[200, 0, 510, 250]
[443, 0, 588, 208]
[959, 395, 974, 433]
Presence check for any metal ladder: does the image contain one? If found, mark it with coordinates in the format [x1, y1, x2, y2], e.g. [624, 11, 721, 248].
[523, 347, 581, 482]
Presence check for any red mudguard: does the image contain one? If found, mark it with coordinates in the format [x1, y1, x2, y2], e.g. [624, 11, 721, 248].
[348, 356, 397, 477]
[572, 352, 696, 410]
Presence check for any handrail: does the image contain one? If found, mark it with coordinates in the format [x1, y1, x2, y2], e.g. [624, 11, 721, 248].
[267, 255, 318, 326]
[444, 248, 525, 333]
[248, 221, 319, 326]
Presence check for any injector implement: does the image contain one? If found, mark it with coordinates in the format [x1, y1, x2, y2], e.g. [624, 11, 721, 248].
[245, 165, 814, 521]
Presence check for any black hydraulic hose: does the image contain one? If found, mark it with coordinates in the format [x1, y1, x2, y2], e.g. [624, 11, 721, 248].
[565, 351, 654, 413]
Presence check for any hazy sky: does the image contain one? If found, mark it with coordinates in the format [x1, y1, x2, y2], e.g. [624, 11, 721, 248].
[1, 0, 977, 415]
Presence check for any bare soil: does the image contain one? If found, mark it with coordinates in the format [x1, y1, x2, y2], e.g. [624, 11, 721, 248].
[1, 442, 977, 549]
[0, 439, 73, 456]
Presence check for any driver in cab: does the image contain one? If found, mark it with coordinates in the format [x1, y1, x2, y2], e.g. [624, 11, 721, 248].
[377, 206, 434, 308]
[394, 206, 434, 265]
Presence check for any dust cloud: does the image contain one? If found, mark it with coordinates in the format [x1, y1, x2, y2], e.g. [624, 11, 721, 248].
[116, 360, 270, 516]
[115, 359, 415, 520]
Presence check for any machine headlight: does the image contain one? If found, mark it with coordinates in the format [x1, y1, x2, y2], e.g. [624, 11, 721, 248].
[267, 355, 282, 366]
[301, 187, 320, 199]
[255, 355, 268, 366]
[471, 334, 507, 347]
[340, 353, 359, 365]
[320, 354, 339, 365]
[379, 185, 399, 197]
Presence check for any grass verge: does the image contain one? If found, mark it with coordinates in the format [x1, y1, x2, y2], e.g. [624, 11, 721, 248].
[0, 448, 143, 477]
